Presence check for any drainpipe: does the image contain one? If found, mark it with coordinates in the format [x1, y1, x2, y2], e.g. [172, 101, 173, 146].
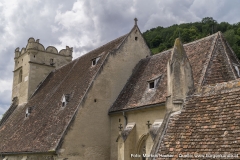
[123, 111, 128, 127]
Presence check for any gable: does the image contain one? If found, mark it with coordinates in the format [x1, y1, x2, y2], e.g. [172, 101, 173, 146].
[109, 32, 240, 113]
[0, 34, 127, 153]
[109, 33, 224, 113]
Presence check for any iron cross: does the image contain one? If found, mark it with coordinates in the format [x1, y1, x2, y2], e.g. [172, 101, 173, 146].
[146, 121, 152, 129]
[118, 124, 123, 131]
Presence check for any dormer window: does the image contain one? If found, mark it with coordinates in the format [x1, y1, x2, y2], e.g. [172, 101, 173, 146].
[148, 75, 161, 89]
[149, 81, 155, 89]
[61, 94, 70, 107]
[92, 57, 100, 66]
[25, 107, 33, 118]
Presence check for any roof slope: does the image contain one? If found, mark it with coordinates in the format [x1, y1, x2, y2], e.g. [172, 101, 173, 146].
[202, 33, 238, 85]
[0, 35, 127, 153]
[110, 32, 238, 112]
[157, 79, 240, 159]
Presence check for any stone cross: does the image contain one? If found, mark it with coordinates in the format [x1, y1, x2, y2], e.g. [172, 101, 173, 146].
[134, 18, 138, 25]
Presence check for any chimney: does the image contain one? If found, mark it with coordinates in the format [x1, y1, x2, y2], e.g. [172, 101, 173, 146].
[167, 38, 194, 111]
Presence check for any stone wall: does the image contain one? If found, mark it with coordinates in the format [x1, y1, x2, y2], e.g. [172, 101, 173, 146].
[57, 26, 151, 160]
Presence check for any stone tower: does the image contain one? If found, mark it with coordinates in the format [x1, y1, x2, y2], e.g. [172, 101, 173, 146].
[12, 37, 72, 105]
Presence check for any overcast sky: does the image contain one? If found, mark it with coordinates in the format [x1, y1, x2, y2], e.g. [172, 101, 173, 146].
[0, 0, 240, 116]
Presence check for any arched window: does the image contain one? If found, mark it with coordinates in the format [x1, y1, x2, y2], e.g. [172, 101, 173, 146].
[139, 140, 146, 160]
[18, 69, 23, 83]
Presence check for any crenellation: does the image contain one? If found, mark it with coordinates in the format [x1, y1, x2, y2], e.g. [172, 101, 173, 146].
[14, 47, 20, 58]
[46, 46, 58, 54]
[26, 38, 45, 51]
[59, 46, 73, 56]
[20, 47, 26, 55]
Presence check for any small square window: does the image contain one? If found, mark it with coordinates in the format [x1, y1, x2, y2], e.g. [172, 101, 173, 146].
[135, 37, 138, 41]
[149, 81, 155, 89]
[61, 94, 70, 108]
[92, 59, 96, 66]
[50, 59, 54, 65]
[61, 95, 67, 107]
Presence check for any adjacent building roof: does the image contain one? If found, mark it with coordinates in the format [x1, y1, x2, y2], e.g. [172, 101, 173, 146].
[109, 32, 240, 113]
[0, 34, 127, 153]
[156, 79, 240, 159]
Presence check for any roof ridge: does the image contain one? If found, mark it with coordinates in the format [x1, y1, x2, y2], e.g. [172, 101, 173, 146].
[77, 34, 128, 59]
[49, 34, 128, 73]
[152, 33, 219, 58]
[182, 32, 218, 46]
[218, 32, 238, 79]
[221, 32, 240, 65]
[197, 32, 219, 86]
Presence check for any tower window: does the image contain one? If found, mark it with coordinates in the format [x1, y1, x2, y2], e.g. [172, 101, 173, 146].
[50, 59, 54, 65]
[135, 37, 138, 41]
[19, 69, 23, 84]
[92, 57, 100, 66]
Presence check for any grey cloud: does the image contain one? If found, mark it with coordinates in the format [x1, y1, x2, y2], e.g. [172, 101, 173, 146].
[0, 0, 240, 115]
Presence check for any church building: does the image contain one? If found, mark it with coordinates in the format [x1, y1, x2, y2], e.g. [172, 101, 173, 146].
[0, 19, 240, 160]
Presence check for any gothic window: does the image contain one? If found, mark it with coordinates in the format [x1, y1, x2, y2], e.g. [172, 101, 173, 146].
[137, 134, 148, 159]
[92, 57, 100, 66]
[140, 143, 146, 160]
[18, 69, 23, 84]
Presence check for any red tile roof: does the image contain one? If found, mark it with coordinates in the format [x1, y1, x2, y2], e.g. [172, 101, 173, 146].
[110, 32, 238, 113]
[157, 79, 240, 159]
[0, 34, 127, 153]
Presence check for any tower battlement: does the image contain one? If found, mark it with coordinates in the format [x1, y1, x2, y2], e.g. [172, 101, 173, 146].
[12, 37, 73, 105]
[15, 37, 73, 58]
